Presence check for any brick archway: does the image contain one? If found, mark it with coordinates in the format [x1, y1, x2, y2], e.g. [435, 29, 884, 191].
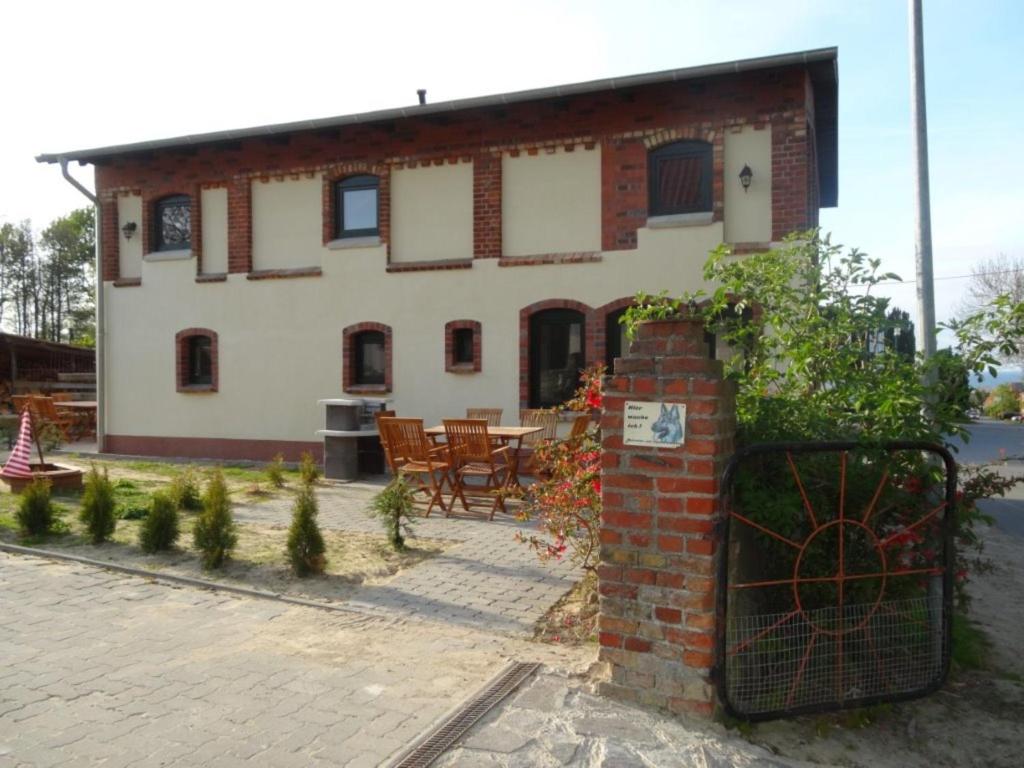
[518, 299, 594, 409]
[593, 296, 637, 371]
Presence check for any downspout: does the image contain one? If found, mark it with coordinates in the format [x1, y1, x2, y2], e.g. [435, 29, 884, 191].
[58, 157, 104, 453]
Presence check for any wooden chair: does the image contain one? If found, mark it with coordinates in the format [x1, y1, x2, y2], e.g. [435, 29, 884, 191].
[374, 410, 397, 474]
[51, 392, 74, 403]
[443, 418, 511, 519]
[566, 413, 591, 446]
[380, 418, 451, 516]
[466, 408, 502, 427]
[518, 409, 559, 478]
[32, 397, 77, 442]
[12, 395, 32, 415]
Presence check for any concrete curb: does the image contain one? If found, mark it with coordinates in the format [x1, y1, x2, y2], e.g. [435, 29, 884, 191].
[0, 541, 377, 619]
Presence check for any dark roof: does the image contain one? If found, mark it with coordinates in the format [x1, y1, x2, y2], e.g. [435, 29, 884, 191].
[37, 47, 838, 206]
[0, 332, 95, 357]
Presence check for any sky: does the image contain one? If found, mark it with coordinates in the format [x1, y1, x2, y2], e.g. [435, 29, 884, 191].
[1, 0, 1021, 349]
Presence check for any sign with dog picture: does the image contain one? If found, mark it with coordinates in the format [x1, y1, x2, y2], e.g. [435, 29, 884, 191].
[623, 401, 686, 448]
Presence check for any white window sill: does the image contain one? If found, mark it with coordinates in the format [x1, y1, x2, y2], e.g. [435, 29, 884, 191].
[327, 236, 382, 250]
[646, 212, 713, 229]
[144, 249, 193, 262]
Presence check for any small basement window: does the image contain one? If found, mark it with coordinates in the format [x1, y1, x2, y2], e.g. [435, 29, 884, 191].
[445, 320, 481, 373]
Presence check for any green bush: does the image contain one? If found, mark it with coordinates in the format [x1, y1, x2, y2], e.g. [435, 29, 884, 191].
[983, 383, 1020, 418]
[169, 466, 203, 511]
[139, 492, 180, 553]
[16, 478, 55, 537]
[299, 452, 320, 486]
[287, 483, 326, 576]
[192, 469, 237, 569]
[266, 453, 286, 489]
[79, 465, 117, 544]
[367, 476, 416, 551]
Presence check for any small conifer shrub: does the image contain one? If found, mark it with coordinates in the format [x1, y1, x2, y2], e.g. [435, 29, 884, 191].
[192, 469, 237, 569]
[170, 466, 203, 511]
[139, 492, 180, 553]
[287, 483, 327, 577]
[79, 465, 117, 544]
[266, 453, 286, 489]
[16, 478, 55, 538]
[367, 476, 416, 551]
[299, 452, 320, 486]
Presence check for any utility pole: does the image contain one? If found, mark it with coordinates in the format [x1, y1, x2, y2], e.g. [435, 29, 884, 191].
[910, 0, 936, 362]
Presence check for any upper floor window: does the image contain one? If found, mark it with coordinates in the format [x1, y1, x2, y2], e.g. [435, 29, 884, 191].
[334, 175, 379, 239]
[155, 194, 191, 251]
[648, 141, 712, 216]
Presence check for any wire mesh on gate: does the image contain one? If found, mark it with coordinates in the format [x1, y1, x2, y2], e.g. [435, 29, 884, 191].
[716, 441, 956, 720]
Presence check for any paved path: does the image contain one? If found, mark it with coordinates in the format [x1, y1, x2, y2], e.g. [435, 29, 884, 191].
[234, 482, 580, 637]
[0, 552, 583, 768]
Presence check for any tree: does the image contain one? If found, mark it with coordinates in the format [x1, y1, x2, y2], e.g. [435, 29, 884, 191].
[0, 221, 36, 336]
[983, 383, 1020, 418]
[38, 208, 95, 345]
[961, 253, 1024, 365]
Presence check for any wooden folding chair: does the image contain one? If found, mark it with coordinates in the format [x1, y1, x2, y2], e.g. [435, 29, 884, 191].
[374, 410, 397, 474]
[12, 395, 32, 414]
[380, 418, 451, 516]
[566, 413, 591, 447]
[465, 408, 502, 427]
[443, 418, 511, 519]
[518, 409, 559, 478]
[32, 397, 77, 442]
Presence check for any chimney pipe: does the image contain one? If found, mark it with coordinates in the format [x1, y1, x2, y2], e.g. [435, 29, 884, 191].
[417, 89, 426, 105]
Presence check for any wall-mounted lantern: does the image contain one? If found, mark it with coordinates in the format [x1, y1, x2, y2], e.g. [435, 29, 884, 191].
[121, 221, 138, 240]
[739, 164, 753, 192]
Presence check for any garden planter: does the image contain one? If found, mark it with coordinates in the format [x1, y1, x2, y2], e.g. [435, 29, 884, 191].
[2, 463, 84, 493]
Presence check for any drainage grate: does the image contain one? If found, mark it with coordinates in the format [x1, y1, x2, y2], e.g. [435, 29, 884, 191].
[388, 661, 541, 768]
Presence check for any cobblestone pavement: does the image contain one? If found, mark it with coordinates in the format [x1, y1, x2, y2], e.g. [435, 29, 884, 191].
[0, 552, 585, 768]
[233, 481, 580, 637]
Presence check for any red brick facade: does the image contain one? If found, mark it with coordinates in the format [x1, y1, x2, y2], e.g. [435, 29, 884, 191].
[342, 322, 393, 394]
[598, 317, 737, 715]
[94, 67, 821, 281]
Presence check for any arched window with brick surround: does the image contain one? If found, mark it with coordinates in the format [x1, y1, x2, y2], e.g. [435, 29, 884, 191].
[175, 328, 218, 392]
[445, 320, 481, 373]
[343, 322, 392, 393]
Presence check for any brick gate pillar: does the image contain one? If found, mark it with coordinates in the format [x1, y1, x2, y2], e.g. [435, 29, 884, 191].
[598, 317, 736, 716]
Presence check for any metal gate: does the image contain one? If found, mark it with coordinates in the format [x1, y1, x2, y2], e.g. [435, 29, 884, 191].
[716, 441, 956, 720]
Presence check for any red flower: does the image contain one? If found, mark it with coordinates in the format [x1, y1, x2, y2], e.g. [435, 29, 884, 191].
[591, 478, 602, 495]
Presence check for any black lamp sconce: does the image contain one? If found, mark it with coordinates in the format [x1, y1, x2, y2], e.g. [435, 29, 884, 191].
[121, 221, 138, 240]
[739, 164, 753, 192]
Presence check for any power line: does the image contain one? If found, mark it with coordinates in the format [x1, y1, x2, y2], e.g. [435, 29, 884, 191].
[857, 266, 1022, 288]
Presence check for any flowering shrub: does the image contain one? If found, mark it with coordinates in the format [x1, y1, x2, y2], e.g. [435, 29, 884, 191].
[518, 365, 604, 571]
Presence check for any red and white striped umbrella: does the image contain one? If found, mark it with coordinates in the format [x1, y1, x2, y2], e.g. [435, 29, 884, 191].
[2, 410, 35, 478]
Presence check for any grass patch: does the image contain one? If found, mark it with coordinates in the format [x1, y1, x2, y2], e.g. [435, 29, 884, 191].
[952, 612, 992, 671]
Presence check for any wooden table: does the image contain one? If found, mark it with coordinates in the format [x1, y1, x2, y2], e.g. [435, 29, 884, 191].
[55, 401, 97, 440]
[424, 425, 542, 490]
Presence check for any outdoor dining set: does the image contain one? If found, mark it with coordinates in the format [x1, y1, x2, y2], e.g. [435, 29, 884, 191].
[7, 394, 97, 443]
[376, 407, 590, 519]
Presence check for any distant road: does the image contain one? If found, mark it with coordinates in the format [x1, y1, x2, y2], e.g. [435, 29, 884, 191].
[954, 420, 1024, 538]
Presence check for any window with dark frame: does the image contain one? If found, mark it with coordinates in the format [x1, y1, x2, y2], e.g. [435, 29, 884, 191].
[353, 330, 386, 385]
[529, 309, 585, 408]
[334, 175, 379, 239]
[155, 194, 191, 251]
[453, 328, 475, 365]
[186, 336, 212, 386]
[648, 141, 713, 216]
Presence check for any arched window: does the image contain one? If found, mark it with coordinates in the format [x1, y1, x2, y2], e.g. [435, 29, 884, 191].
[342, 322, 392, 392]
[445, 320, 482, 373]
[154, 194, 191, 251]
[175, 328, 218, 392]
[648, 140, 712, 216]
[529, 309, 585, 408]
[334, 175, 379, 239]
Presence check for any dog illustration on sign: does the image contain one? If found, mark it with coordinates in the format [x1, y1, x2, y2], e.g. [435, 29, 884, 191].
[651, 403, 683, 444]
